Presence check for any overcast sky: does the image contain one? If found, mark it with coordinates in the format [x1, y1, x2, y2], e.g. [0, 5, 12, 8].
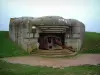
[0, 0, 100, 32]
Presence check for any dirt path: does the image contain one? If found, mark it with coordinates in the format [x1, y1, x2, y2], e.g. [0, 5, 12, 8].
[2, 54, 100, 68]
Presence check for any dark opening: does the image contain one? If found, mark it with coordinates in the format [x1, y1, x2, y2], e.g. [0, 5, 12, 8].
[49, 46, 52, 49]
[48, 37, 52, 43]
[38, 33, 65, 50]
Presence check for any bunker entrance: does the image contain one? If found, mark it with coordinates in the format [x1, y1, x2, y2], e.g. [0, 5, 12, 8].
[38, 33, 65, 50]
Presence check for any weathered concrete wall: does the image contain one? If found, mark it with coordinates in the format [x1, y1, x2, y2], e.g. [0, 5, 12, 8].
[9, 17, 39, 53]
[64, 19, 85, 51]
[65, 39, 81, 51]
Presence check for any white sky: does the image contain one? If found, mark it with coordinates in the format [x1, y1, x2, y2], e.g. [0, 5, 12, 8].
[0, 0, 100, 32]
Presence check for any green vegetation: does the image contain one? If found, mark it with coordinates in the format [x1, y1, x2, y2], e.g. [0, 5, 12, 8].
[0, 60, 100, 75]
[0, 31, 29, 57]
[81, 32, 100, 53]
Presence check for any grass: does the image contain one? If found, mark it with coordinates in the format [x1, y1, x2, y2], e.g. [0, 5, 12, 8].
[0, 31, 29, 57]
[81, 32, 100, 53]
[0, 60, 100, 75]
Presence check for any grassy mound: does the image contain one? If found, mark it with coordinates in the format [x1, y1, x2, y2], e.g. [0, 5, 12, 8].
[0, 31, 29, 57]
[81, 32, 100, 53]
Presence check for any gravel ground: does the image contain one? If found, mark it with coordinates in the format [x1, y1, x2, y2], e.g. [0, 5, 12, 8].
[2, 54, 100, 68]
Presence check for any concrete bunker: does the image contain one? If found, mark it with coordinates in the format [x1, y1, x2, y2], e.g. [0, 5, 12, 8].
[9, 16, 85, 55]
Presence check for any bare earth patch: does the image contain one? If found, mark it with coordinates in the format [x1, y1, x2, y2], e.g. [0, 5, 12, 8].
[2, 54, 100, 68]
